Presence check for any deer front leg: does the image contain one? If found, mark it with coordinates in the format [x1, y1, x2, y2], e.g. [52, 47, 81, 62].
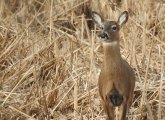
[119, 100, 128, 120]
[106, 103, 115, 120]
[101, 99, 115, 120]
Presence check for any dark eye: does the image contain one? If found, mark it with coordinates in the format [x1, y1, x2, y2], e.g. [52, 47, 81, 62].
[99, 32, 108, 39]
[112, 25, 117, 31]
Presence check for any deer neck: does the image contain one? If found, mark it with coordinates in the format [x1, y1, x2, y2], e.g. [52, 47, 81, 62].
[103, 41, 122, 72]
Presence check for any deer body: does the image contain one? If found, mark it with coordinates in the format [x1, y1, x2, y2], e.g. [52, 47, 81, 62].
[92, 11, 135, 120]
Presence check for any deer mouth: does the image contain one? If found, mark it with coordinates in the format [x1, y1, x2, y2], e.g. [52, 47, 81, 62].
[104, 39, 114, 43]
[98, 34, 114, 43]
[98, 32, 109, 40]
[98, 32, 117, 43]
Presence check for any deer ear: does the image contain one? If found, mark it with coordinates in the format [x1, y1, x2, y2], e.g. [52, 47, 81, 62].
[91, 11, 104, 28]
[118, 11, 129, 27]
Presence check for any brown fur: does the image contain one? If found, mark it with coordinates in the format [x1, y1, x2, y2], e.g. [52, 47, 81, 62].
[92, 11, 135, 120]
[99, 43, 135, 120]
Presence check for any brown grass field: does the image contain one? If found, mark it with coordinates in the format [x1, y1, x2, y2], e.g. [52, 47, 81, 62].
[0, 0, 165, 120]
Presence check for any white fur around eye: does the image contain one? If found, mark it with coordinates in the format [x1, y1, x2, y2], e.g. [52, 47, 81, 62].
[112, 25, 117, 30]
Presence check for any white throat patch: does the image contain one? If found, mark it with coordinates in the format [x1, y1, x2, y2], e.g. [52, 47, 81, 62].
[103, 41, 118, 46]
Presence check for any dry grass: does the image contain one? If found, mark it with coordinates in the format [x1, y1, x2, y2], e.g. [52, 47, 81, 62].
[0, 0, 165, 120]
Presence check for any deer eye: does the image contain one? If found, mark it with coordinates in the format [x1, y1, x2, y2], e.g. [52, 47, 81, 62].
[112, 25, 117, 31]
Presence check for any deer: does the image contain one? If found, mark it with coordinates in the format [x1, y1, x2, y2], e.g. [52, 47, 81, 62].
[91, 11, 135, 120]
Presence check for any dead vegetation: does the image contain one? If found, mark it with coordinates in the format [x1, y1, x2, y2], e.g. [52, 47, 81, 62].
[0, 0, 165, 120]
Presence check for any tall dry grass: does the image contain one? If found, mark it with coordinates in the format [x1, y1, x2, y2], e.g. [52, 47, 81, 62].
[0, 0, 165, 120]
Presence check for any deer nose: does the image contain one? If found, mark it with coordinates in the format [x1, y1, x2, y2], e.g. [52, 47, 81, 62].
[98, 32, 109, 39]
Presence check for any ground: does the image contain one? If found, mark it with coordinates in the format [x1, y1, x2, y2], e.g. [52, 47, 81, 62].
[0, 0, 165, 120]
